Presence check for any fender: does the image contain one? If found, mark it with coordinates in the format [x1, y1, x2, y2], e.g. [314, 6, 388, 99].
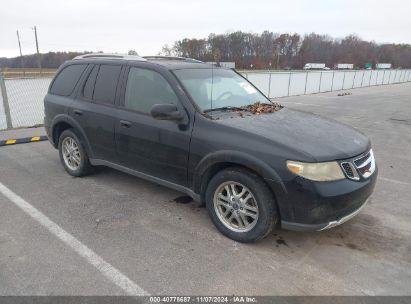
[192, 150, 293, 221]
[51, 114, 94, 158]
[193, 150, 287, 194]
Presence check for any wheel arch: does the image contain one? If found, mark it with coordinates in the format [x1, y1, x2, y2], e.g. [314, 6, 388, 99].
[193, 151, 286, 209]
[51, 115, 93, 158]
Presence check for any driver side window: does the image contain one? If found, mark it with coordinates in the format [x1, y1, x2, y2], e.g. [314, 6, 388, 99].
[124, 67, 179, 113]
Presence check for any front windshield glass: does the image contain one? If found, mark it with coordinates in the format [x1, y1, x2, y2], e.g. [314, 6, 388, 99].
[173, 68, 270, 111]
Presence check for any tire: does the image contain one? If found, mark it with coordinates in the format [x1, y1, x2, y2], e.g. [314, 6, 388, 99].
[205, 167, 278, 243]
[58, 129, 93, 177]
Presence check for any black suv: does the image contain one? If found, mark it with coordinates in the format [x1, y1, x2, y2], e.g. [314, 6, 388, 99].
[44, 54, 377, 242]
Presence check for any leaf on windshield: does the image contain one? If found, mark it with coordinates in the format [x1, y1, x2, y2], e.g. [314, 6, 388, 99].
[241, 102, 283, 115]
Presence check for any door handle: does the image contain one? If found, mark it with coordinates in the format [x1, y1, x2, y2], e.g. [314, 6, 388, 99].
[120, 120, 132, 128]
[73, 109, 83, 116]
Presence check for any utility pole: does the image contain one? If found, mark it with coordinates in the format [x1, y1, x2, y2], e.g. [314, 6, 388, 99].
[33, 26, 42, 72]
[276, 45, 281, 70]
[16, 30, 25, 76]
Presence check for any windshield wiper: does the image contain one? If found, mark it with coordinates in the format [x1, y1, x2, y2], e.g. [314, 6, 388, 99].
[203, 106, 247, 113]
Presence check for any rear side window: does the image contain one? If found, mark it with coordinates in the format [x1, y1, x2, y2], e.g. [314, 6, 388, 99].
[50, 64, 87, 96]
[124, 67, 179, 113]
[93, 65, 122, 104]
[82, 65, 99, 100]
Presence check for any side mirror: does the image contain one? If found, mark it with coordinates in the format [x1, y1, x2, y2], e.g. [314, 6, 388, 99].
[150, 104, 184, 121]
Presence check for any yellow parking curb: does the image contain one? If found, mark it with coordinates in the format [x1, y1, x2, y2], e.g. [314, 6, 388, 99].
[0, 136, 48, 147]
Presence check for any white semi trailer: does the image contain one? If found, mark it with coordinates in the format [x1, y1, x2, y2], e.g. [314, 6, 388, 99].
[376, 63, 392, 69]
[303, 63, 326, 70]
[336, 63, 354, 70]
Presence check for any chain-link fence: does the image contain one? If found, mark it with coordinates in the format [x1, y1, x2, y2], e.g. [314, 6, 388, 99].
[1, 69, 411, 130]
[0, 76, 51, 130]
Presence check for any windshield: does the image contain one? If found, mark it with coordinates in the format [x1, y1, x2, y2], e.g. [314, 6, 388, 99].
[173, 68, 270, 111]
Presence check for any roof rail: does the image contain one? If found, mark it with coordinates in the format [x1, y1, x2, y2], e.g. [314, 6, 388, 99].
[143, 56, 203, 63]
[73, 53, 147, 61]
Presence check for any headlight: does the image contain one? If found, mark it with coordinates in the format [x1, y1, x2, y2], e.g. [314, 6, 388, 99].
[286, 160, 345, 181]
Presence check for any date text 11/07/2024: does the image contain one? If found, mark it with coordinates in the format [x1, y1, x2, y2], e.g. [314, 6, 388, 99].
[149, 296, 257, 303]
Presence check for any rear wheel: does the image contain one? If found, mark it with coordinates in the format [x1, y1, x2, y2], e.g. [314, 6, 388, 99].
[58, 129, 93, 177]
[205, 167, 278, 243]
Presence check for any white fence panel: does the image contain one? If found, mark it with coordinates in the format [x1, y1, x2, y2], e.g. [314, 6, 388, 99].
[353, 71, 364, 88]
[332, 72, 344, 90]
[362, 70, 372, 87]
[247, 73, 270, 96]
[391, 70, 397, 83]
[369, 70, 378, 86]
[377, 71, 385, 85]
[402, 70, 407, 82]
[405, 70, 410, 81]
[268, 72, 290, 98]
[383, 71, 390, 84]
[397, 70, 402, 82]
[288, 72, 306, 96]
[305, 72, 321, 94]
[319, 72, 333, 92]
[5, 78, 51, 128]
[343, 71, 355, 89]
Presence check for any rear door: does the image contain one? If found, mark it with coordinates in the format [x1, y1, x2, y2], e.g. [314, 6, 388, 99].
[70, 63, 124, 162]
[115, 65, 192, 186]
[45, 63, 88, 137]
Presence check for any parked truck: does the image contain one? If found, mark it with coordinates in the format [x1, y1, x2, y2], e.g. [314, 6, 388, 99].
[303, 63, 326, 70]
[335, 63, 354, 70]
[376, 63, 392, 69]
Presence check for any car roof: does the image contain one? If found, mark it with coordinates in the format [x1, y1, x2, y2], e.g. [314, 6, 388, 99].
[145, 59, 213, 70]
[71, 53, 215, 70]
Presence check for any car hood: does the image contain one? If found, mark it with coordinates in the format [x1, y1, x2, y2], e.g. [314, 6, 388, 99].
[215, 108, 370, 162]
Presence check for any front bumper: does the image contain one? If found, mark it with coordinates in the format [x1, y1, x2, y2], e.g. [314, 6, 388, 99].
[277, 165, 377, 232]
[282, 197, 369, 231]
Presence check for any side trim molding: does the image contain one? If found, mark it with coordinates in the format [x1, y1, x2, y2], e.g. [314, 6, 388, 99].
[89, 159, 200, 202]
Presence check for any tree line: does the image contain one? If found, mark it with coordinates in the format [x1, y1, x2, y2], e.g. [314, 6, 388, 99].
[160, 31, 411, 69]
[0, 51, 89, 69]
[1, 31, 410, 69]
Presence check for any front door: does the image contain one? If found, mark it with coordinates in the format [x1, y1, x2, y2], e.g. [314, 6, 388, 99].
[115, 66, 192, 186]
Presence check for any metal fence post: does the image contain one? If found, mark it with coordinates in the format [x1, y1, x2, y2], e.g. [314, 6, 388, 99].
[304, 71, 308, 94]
[331, 71, 335, 91]
[0, 75, 13, 129]
[360, 70, 365, 87]
[369, 70, 372, 86]
[352, 71, 356, 89]
[318, 71, 322, 93]
[267, 72, 272, 98]
[287, 72, 291, 96]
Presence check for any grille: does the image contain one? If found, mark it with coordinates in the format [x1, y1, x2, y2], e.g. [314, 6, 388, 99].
[340, 149, 375, 181]
[341, 162, 359, 180]
[354, 151, 371, 167]
[341, 163, 354, 178]
[354, 149, 375, 178]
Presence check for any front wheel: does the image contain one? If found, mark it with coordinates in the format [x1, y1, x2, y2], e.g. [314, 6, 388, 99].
[205, 167, 278, 243]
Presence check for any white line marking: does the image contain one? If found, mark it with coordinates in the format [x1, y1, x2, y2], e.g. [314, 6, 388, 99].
[379, 177, 411, 186]
[0, 181, 149, 296]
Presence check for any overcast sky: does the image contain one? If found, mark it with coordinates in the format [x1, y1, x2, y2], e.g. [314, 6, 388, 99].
[1, 0, 410, 58]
